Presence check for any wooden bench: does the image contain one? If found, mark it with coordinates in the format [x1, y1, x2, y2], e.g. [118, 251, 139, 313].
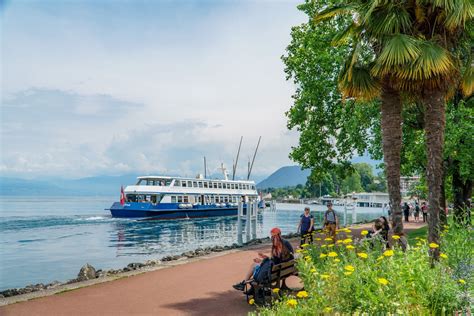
[245, 260, 298, 306]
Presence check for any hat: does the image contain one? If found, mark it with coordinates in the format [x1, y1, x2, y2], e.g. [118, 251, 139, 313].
[270, 227, 281, 236]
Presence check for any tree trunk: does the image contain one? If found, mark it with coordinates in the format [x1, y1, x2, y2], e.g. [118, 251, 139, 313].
[452, 160, 473, 225]
[439, 161, 447, 227]
[423, 88, 446, 261]
[380, 83, 403, 235]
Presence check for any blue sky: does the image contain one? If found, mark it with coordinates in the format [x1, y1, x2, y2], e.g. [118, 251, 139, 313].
[1, 0, 305, 179]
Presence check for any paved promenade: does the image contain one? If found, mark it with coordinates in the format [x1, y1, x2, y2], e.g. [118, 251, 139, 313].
[0, 222, 426, 316]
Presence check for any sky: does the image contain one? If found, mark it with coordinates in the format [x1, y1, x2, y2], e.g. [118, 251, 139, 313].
[1, 0, 306, 180]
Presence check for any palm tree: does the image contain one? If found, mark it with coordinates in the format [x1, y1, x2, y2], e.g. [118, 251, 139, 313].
[315, 0, 473, 257]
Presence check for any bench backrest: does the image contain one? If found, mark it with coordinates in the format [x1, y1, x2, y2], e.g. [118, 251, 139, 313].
[270, 260, 296, 283]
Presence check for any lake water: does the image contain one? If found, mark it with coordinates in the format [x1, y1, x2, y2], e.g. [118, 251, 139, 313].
[0, 196, 388, 290]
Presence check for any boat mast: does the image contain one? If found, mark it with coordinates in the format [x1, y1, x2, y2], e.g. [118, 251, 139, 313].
[232, 136, 243, 180]
[204, 156, 207, 179]
[247, 136, 261, 180]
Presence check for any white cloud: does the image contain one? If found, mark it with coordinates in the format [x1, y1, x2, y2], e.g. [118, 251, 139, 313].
[1, 1, 305, 179]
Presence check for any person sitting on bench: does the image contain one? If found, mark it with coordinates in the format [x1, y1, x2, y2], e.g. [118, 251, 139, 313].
[232, 227, 294, 291]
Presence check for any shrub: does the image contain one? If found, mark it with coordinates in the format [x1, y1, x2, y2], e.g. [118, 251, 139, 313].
[255, 223, 473, 314]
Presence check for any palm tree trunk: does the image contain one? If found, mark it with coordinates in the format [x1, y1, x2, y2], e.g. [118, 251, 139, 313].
[380, 83, 403, 235]
[423, 89, 446, 260]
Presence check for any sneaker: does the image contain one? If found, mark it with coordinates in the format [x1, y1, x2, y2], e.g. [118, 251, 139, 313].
[233, 281, 245, 291]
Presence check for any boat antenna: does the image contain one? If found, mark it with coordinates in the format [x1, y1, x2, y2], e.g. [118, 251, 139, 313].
[232, 136, 243, 180]
[247, 136, 261, 180]
[204, 156, 207, 178]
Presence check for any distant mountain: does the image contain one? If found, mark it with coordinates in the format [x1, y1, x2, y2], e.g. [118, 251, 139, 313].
[0, 175, 139, 196]
[257, 166, 310, 189]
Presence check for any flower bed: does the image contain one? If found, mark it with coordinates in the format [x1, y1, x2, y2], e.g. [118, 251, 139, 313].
[255, 222, 472, 314]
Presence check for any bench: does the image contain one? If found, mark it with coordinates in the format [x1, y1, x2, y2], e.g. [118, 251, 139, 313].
[244, 260, 298, 306]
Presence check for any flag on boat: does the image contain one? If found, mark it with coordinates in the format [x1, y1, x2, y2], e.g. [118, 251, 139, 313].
[120, 186, 126, 205]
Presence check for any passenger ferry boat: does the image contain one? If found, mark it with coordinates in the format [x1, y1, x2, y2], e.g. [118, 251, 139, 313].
[109, 174, 259, 219]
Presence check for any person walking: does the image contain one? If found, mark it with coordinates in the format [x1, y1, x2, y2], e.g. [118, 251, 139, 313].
[323, 202, 338, 240]
[421, 202, 428, 223]
[403, 202, 410, 222]
[414, 203, 421, 222]
[298, 207, 314, 246]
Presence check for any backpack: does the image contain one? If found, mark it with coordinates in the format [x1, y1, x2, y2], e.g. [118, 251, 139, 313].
[253, 257, 273, 284]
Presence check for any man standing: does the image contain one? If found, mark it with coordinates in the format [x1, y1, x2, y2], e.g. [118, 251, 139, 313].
[298, 207, 314, 246]
[324, 202, 338, 240]
[403, 202, 410, 222]
[421, 202, 428, 223]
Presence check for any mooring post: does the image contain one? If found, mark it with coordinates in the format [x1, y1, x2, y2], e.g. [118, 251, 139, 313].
[251, 200, 257, 239]
[352, 203, 357, 224]
[246, 198, 251, 242]
[237, 201, 243, 245]
[344, 203, 348, 227]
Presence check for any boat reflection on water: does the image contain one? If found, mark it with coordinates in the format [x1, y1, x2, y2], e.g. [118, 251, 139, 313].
[109, 215, 264, 258]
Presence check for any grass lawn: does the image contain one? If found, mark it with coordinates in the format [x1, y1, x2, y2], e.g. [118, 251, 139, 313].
[407, 226, 428, 243]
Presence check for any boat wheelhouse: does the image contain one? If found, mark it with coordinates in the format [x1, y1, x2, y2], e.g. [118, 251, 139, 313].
[109, 175, 259, 218]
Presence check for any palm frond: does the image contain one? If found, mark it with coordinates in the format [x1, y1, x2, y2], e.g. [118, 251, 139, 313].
[461, 66, 474, 97]
[364, 3, 412, 36]
[331, 22, 360, 46]
[432, 0, 474, 30]
[371, 34, 420, 77]
[313, 4, 356, 24]
[395, 40, 455, 81]
[339, 66, 381, 100]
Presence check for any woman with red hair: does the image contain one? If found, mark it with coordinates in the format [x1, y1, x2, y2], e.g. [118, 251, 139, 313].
[232, 227, 294, 291]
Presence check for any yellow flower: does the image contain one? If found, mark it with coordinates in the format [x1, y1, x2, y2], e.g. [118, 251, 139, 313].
[413, 247, 420, 251]
[429, 243, 439, 249]
[392, 235, 400, 240]
[325, 237, 333, 241]
[321, 244, 327, 248]
[346, 245, 355, 250]
[323, 307, 333, 313]
[440, 253, 448, 259]
[321, 274, 330, 279]
[310, 268, 317, 273]
[334, 258, 340, 263]
[328, 252, 338, 257]
[286, 298, 298, 307]
[328, 244, 335, 248]
[296, 290, 309, 298]
[315, 237, 322, 241]
[377, 256, 384, 261]
[378, 278, 389, 285]
[357, 252, 368, 259]
[248, 298, 255, 305]
[336, 240, 343, 244]
[458, 279, 466, 284]
[383, 250, 394, 257]
[319, 253, 327, 259]
[344, 271, 353, 276]
[344, 229, 352, 233]
[443, 224, 449, 229]
[361, 230, 369, 236]
[301, 243, 309, 248]
[296, 249, 303, 253]
[305, 256, 312, 262]
[343, 238, 353, 244]
[416, 242, 422, 247]
[344, 265, 355, 272]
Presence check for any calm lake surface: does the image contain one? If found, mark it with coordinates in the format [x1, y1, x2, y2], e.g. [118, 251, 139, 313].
[0, 196, 388, 290]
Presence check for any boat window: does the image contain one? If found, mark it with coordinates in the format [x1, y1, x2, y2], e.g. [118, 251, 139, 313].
[174, 181, 180, 187]
[165, 180, 172, 186]
[184, 196, 189, 203]
[127, 194, 136, 202]
[193, 181, 197, 187]
[198, 182, 203, 188]
[218, 183, 222, 189]
[224, 196, 228, 203]
[187, 181, 192, 187]
[225, 183, 230, 189]
[151, 195, 157, 203]
[238, 184, 242, 190]
[213, 182, 218, 189]
[177, 196, 183, 203]
[204, 182, 208, 188]
[171, 196, 177, 203]
[182, 181, 187, 187]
